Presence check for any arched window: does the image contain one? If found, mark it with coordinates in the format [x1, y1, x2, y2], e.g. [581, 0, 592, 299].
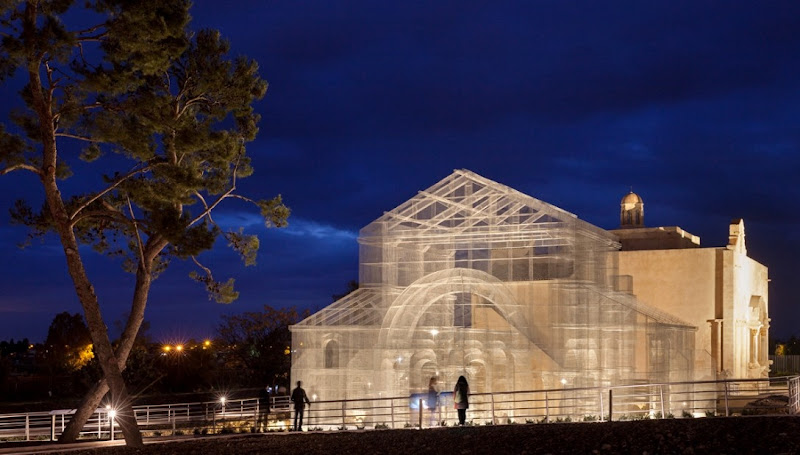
[324, 340, 339, 368]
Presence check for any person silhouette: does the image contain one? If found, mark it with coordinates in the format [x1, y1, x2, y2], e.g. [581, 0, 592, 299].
[291, 380, 311, 431]
[454, 375, 470, 425]
[427, 377, 439, 427]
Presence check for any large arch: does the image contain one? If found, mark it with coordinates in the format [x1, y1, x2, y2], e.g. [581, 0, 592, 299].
[378, 268, 530, 348]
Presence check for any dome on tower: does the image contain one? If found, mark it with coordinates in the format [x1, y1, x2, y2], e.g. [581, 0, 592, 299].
[621, 191, 643, 205]
[619, 190, 644, 228]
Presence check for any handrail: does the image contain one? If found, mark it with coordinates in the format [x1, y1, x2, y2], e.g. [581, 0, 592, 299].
[0, 375, 796, 442]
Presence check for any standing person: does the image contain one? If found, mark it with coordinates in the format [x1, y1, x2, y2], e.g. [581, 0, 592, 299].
[291, 380, 311, 431]
[257, 385, 271, 432]
[427, 376, 439, 427]
[453, 375, 470, 425]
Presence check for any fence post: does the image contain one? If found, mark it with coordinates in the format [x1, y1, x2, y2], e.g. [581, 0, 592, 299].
[51, 414, 56, 441]
[418, 398, 422, 429]
[659, 385, 665, 418]
[390, 398, 395, 429]
[599, 390, 604, 422]
[254, 402, 259, 431]
[147, 406, 150, 424]
[342, 400, 347, 430]
[490, 393, 496, 424]
[25, 414, 29, 441]
[724, 382, 730, 417]
[608, 390, 613, 422]
[544, 392, 549, 423]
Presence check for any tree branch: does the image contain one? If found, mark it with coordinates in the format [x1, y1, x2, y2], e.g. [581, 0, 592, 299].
[187, 155, 242, 227]
[127, 196, 146, 268]
[70, 209, 139, 228]
[0, 163, 43, 176]
[188, 187, 235, 228]
[55, 132, 94, 142]
[191, 255, 213, 279]
[177, 95, 209, 118]
[74, 23, 105, 36]
[193, 190, 214, 223]
[69, 162, 157, 221]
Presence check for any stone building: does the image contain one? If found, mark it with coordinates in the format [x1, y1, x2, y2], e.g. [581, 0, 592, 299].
[611, 193, 769, 381]
[289, 170, 768, 408]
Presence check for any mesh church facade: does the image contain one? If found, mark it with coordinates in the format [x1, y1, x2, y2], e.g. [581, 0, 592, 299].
[290, 170, 769, 406]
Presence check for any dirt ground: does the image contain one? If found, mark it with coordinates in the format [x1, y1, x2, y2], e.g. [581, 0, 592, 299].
[15, 415, 800, 455]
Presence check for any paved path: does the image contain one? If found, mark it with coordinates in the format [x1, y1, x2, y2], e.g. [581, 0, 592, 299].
[0, 432, 300, 454]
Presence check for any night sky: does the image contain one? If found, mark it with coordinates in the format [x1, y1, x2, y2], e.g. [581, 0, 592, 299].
[1, 1, 799, 344]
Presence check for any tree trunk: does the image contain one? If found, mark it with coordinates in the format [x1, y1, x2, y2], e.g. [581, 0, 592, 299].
[24, 4, 142, 444]
[59, 247, 161, 443]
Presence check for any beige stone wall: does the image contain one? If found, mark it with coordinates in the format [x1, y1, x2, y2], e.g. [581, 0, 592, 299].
[615, 247, 769, 380]
[615, 248, 718, 380]
[729, 251, 769, 378]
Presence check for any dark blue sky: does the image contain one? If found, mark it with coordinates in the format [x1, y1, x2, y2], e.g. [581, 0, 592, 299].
[1, 1, 799, 343]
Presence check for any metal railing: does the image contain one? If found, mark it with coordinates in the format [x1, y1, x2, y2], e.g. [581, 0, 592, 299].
[1, 376, 796, 442]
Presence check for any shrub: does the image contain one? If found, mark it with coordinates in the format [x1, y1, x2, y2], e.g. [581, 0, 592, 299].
[375, 423, 389, 430]
[705, 410, 716, 417]
[583, 415, 597, 422]
[682, 410, 694, 418]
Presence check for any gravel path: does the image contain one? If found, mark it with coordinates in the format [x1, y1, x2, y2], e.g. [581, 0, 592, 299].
[12, 416, 800, 455]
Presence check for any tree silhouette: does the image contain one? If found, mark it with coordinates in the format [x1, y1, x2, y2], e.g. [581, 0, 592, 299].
[1, 1, 287, 446]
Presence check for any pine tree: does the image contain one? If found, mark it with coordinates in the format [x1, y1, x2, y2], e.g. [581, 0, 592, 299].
[0, 1, 288, 446]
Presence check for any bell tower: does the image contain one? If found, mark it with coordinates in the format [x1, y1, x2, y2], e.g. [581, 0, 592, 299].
[620, 191, 644, 228]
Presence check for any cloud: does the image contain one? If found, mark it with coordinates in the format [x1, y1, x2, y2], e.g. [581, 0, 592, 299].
[280, 218, 358, 241]
[213, 211, 358, 241]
